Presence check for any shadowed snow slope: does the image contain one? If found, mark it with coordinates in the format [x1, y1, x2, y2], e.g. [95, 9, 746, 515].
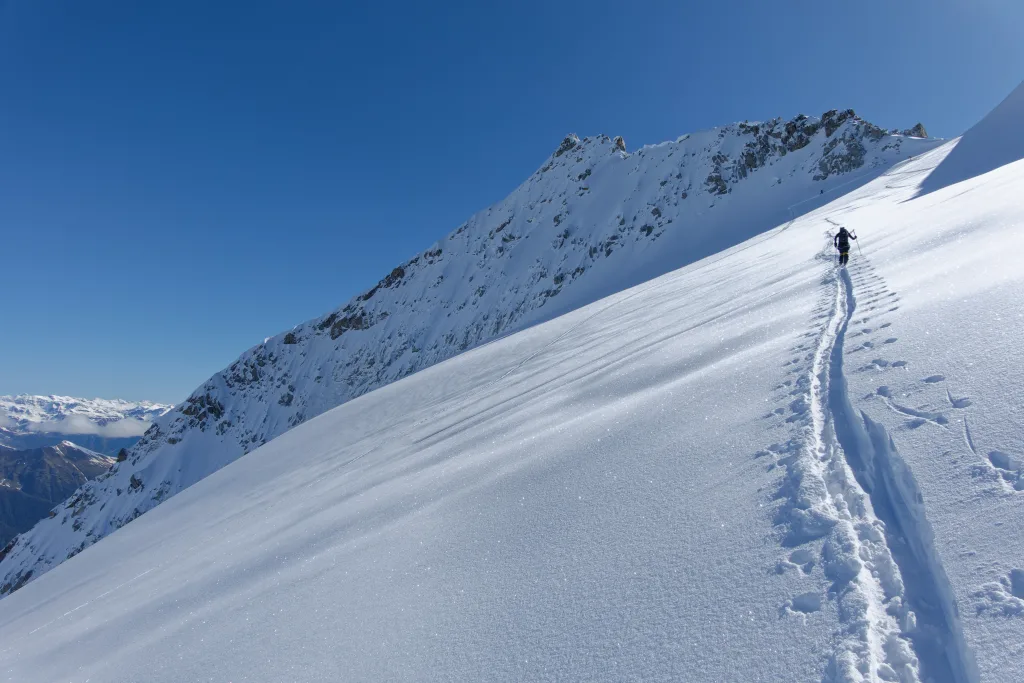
[0, 112, 940, 596]
[1, 137, 1022, 681]
[918, 79, 1024, 196]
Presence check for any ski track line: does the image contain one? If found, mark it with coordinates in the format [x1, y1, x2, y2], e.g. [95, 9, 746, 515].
[769, 247, 979, 683]
[825, 264, 977, 683]
[25, 567, 158, 636]
[0, 565, 159, 661]
[807, 261, 920, 683]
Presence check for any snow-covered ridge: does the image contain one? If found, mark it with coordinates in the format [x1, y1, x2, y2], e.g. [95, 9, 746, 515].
[0, 108, 940, 595]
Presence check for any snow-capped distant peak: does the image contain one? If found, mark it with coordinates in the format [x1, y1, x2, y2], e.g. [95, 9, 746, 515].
[0, 395, 174, 456]
[0, 395, 173, 435]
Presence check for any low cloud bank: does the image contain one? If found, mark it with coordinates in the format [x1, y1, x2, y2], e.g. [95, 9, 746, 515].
[21, 416, 153, 438]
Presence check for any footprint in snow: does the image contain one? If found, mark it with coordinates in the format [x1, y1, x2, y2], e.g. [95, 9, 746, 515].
[923, 375, 946, 383]
[988, 451, 1020, 471]
[786, 398, 809, 423]
[987, 451, 1024, 490]
[783, 591, 823, 614]
[884, 338, 898, 344]
[788, 548, 816, 574]
[971, 569, 1024, 617]
[891, 360, 908, 368]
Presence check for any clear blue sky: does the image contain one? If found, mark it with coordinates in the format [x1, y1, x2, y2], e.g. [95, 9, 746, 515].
[2, 0, 1021, 404]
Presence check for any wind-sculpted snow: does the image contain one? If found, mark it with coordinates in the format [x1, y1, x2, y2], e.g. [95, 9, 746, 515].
[0, 111, 939, 596]
[1, 123, 1023, 681]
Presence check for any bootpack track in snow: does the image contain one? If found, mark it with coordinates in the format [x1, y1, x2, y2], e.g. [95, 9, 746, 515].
[768, 243, 978, 683]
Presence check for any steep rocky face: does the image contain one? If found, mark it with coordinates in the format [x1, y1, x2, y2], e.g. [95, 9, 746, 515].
[0, 110, 942, 596]
[904, 123, 928, 138]
[0, 442, 115, 552]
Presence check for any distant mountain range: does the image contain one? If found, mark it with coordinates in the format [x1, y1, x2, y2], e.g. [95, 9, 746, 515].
[0, 395, 173, 455]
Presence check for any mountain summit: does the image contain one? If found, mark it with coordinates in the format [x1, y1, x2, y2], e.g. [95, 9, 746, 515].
[0, 109, 939, 596]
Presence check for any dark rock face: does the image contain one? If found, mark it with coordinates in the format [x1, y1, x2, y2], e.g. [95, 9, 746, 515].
[704, 110, 897, 191]
[554, 134, 580, 158]
[0, 443, 115, 547]
[904, 123, 927, 138]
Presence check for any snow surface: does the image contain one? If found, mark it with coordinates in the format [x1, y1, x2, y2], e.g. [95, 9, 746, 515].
[1, 133, 1022, 681]
[0, 112, 941, 595]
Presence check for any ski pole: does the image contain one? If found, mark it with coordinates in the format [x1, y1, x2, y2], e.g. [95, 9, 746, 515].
[852, 231, 864, 257]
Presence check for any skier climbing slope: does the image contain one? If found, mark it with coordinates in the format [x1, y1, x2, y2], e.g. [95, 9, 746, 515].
[833, 226, 857, 265]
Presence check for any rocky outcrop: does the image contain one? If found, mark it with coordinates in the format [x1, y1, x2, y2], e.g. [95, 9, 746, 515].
[903, 123, 927, 138]
[554, 134, 579, 158]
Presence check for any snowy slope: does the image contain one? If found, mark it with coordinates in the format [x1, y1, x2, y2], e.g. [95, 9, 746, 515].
[1, 93, 1022, 681]
[0, 111, 939, 595]
[0, 395, 172, 454]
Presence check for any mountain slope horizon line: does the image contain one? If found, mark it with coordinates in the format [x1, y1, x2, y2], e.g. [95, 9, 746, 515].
[0, 105, 942, 596]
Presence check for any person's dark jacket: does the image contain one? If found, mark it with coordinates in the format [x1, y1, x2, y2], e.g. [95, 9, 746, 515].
[834, 228, 856, 251]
